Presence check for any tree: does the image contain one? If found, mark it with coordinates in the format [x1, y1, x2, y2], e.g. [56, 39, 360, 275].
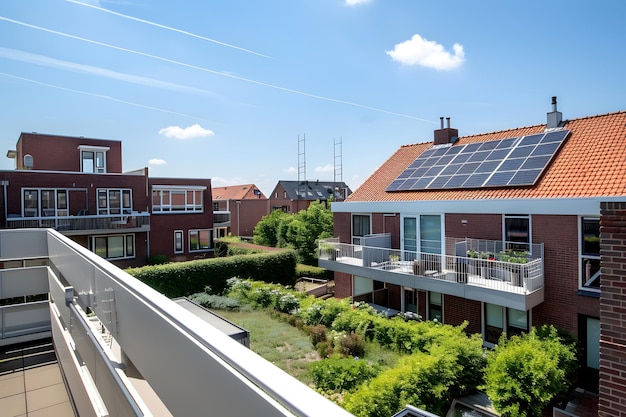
[253, 200, 334, 264]
[484, 325, 578, 417]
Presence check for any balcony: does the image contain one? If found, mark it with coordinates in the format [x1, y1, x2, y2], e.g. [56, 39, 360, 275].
[213, 210, 231, 227]
[6, 212, 150, 234]
[318, 236, 544, 311]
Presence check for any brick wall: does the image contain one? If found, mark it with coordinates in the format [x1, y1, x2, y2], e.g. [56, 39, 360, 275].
[599, 202, 626, 416]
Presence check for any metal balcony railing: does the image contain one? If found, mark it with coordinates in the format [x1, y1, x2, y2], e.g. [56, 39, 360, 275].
[6, 212, 150, 232]
[213, 210, 231, 226]
[319, 237, 544, 295]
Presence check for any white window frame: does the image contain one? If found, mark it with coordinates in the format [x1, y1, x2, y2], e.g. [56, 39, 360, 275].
[401, 214, 444, 255]
[503, 214, 531, 253]
[78, 145, 109, 173]
[189, 229, 212, 252]
[97, 188, 132, 215]
[351, 214, 371, 245]
[22, 188, 69, 217]
[579, 216, 600, 292]
[152, 185, 205, 213]
[90, 234, 135, 260]
[174, 230, 184, 254]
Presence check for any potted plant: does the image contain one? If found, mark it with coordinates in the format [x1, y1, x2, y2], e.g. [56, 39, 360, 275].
[320, 243, 337, 261]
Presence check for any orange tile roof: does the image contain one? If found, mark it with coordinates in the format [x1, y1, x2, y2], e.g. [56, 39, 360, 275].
[212, 184, 267, 200]
[348, 111, 626, 202]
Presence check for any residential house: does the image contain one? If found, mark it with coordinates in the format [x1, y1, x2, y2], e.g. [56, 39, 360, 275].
[320, 98, 626, 403]
[212, 183, 269, 238]
[1, 132, 215, 267]
[269, 180, 351, 213]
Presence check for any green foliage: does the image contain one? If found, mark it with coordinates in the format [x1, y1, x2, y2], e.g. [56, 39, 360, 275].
[308, 324, 328, 347]
[253, 201, 334, 265]
[338, 332, 366, 358]
[126, 250, 297, 298]
[188, 292, 241, 310]
[295, 263, 334, 280]
[299, 297, 351, 327]
[147, 254, 168, 265]
[309, 357, 381, 393]
[484, 325, 579, 417]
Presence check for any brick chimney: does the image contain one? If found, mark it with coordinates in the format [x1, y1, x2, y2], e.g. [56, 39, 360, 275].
[434, 117, 458, 145]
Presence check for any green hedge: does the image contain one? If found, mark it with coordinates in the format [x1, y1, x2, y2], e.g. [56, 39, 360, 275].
[127, 250, 297, 298]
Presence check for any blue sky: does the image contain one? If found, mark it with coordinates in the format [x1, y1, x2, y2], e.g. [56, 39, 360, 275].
[1, 1, 624, 196]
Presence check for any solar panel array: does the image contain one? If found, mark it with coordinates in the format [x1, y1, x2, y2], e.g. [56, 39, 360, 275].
[386, 130, 570, 192]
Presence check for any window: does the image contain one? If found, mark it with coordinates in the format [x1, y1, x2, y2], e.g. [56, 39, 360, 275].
[352, 214, 371, 245]
[91, 235, 135, 259]
[213, 202, 219, 211]
[79, 145, 108, 173]
[428, 292, 442, 322]
[152, 187, 205, 213]
[580, 217, 600, 290]
[189, 229, 212, 251]
[174, 230, 184, 254]
[22, 188, 70, 217]
[484, 303, 529, 345]
[97, 189, 132, 215]
[402, 215, 442, 255]
[504, 214, 530, 252]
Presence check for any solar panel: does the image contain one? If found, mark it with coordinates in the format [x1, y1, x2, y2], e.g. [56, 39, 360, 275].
[386, 129, 570, 191]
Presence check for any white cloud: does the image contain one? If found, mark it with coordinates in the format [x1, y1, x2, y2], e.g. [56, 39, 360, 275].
[386, 34, 465, 70]
[149, 158, 167, 165]
[285, 167, 297, 174]
[314, 164, 334, 174]
[211, 176, 249, 187]
[158, 124, 215, 140]
[345, 0, 371, 5]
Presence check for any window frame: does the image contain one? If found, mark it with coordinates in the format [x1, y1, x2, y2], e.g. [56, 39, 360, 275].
[503, 214, 531, 253]
[174, 230, 184, 254]
[78, 145, 109, 173]
[97, 188, 133, 215]
[189, 229, 212, 252]
[90, 234, 135, 260]
[352, 214, 371, 245]
[152, 186, 205, 213]
[483, 303, 530, 346]
[428, 291, 443, 323]
[579, 216, 600, 292]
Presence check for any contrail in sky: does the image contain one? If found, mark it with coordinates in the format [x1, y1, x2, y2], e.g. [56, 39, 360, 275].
[0, 16, 436, 124]
[64, 0, 271, 58]
[0, 71, 211, 121]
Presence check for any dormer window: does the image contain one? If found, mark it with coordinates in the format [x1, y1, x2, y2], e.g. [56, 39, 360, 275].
[78, 145, 109, 173]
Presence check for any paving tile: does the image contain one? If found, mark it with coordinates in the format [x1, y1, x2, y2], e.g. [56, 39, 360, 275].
[0, 372, 25, 399]
[0, 392, 27, 417]
[26, 400, 74, 417]
[24, 364, 63, 391]
[25, 383, 69, 413]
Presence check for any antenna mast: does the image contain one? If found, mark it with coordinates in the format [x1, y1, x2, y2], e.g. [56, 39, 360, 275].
[334, 136, 343, 199]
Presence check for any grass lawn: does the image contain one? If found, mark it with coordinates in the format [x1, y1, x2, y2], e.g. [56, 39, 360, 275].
[212, 307, 405, 388]
[212, 308, 319, 386]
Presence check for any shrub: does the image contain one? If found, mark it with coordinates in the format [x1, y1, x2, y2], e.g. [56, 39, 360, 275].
[484, 325, 579, 417]
[147, 254, 168, 265]
[315, 341, 333, 358]
[188, 293, 241, 310]
[276, 293, 300, 313]
[309, 357, 381, 393]
[308, 324, 328, 347]
[338, 333, 365, 358]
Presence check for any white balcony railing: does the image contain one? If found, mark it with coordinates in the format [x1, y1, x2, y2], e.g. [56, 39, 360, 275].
[319, 238, 544, 295]
[6, 212, 150, 232]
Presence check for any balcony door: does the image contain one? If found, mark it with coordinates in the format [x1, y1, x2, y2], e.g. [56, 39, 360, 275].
[402, 215, 442, 257]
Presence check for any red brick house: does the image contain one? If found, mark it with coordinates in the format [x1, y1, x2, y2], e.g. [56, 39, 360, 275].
[269, 180, 352, 213]
[2, 132, 214, 267]
[320, 99, 626, 402]
[212, 184, 269, 238]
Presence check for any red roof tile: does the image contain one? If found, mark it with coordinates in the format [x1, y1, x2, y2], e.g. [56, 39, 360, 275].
[212, 184, 267, 200]
[348, 111, 626, 202]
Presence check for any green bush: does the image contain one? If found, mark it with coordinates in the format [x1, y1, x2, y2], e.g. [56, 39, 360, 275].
[126, 250, 297, 298]
[276, 293, 300, 313]
[484, 325, 579, 417]
[309, 324, 328, 347]
[338, 333, 365, 358]
[309, 357, 381, 393]
[296, 263, 334, 280]
[188, 293, 241, 310]
[147, 254, 168, 265]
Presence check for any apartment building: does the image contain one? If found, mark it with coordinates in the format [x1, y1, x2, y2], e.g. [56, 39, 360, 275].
[320, 98, 626, 404]
[212, 183, 268, 238]
[269, 180, 352, 213]
[1, 132, 215, 267]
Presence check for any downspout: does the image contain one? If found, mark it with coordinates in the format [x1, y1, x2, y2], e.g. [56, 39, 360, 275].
[1, 180, 8, 227]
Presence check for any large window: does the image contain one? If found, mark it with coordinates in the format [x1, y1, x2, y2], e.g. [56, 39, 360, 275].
[581, 217, 600, 290]
[402, 215, 442, 255]
[484, 303, 529, 345]
[79, 145, 108, 173]
[189, 229, 212, 252]
[352, 214, 371, 245]
[22, 188, 68, 217]
[504, 214, 530, 252]
[97, 189, 132, 215]
[91, 235, 135, 259]
[152, 187, 205, 213]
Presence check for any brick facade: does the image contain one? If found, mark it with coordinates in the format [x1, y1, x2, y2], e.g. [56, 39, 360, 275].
[599, 202, 626, 416]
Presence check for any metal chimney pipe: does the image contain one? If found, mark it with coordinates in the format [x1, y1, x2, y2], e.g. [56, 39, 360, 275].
[552, 96, 557, 112]
[446, 117, 451, 129]
[440, 117, 444, 129]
